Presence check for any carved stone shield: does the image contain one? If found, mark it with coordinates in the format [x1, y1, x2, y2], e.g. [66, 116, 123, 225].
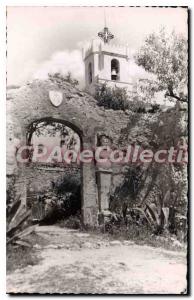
[49, 90, 63, 107]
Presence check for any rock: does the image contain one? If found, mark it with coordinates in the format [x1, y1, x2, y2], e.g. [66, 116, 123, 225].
[82, 242, 93, 249]
[63, 244, 70, 249]
[110, 240, 122, 246]
[72, 244, 81, 250]
[95, 241, 109, 248]
[119, 262, 126, 266]
[172, 240, 182, 248]
[123, 240, 135, 246]
[33, 244, 42, 250]
[156, 236, 168, 242]
[75, 233, 90, 238]
[45, 244, 60, 249]
[96, 241, 105, 247]
[102, 210, 112, 217]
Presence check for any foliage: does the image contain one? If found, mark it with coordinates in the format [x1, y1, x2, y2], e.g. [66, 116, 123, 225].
[110, 166, 142, 214]
[28, 121, 64, 140]
[136, 29, 188, 103]
[7, 243, 40, 273]
[116, 88, 187, 235]
[48, 72, 79, 87]
[95, 82, 161, 112]
[137, 79, 159, 103]
[39, 174, 81, 224]
[58, 213, 84, 230]
[136, 162, 187, 235]
[7, 175, 17, 219]
[7, 194, 34, 248]
[103, 219, 185, 250]
[27, 122, 80, 163]
[95, 83, 131, 110]
[109, 158, 187, 236]
[144, 195, 170, 234]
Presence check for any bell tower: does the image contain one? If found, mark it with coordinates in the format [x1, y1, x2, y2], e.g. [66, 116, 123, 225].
[83, 25, 133, 95]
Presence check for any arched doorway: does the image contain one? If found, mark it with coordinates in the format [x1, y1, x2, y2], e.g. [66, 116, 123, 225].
[25, 119, 82, 224]
[7, 79, 111, 226]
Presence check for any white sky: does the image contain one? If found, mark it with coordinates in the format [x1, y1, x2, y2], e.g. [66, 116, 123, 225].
[7, 6, 188, 86]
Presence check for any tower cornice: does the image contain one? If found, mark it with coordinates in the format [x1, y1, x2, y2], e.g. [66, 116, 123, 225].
[84, 50, 128, 62]
[83, 40, 130, 61]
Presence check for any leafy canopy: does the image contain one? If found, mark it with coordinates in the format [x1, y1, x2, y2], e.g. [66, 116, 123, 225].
[136, 29, 188, 102]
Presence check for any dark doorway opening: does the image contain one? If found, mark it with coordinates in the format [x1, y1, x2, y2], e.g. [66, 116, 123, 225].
[26, 119, 82, 225]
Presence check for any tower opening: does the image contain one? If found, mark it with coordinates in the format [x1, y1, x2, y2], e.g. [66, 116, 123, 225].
[88, 62, 93, 84]
[111, 59, 120, 81]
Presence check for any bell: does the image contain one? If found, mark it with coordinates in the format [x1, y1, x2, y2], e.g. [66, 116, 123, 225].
[111, 69, 117, 76]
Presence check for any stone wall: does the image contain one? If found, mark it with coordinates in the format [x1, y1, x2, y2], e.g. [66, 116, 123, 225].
[6, 79, 188, 226]
[25, 164, 80, 193]
[24, 164, 81, 219]
[6, 79, 130, 226]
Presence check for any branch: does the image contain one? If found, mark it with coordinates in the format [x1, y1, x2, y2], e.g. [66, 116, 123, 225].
[165, 90, 187, 103]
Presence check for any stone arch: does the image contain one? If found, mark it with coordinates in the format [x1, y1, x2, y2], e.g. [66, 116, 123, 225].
[26, 117, 84, 146]
[7, 79, 130, 226]
[25, 118, 83, 221]
[7, 80, 106, 226]
[24, 117, 98, 225]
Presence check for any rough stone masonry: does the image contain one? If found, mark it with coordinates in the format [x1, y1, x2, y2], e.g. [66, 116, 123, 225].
[7, 79, 131, 226]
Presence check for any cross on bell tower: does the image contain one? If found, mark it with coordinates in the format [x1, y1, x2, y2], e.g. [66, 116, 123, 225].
[83, 12, 132, 95]
[98, 26, 114, 44]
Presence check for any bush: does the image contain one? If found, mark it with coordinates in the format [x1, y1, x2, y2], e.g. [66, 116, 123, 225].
[95, 83, 130, 110]
[109, 166, 142, 217]
[95, 83, 160, 113]
[57, 213, 83, 230]
[48, 72, 79, 87]
[40, 175, 81, 224]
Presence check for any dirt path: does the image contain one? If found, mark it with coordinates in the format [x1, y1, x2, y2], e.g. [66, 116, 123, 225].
[7, 225, 187, 294]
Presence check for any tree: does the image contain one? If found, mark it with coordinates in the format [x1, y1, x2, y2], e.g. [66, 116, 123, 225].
[136, 29, 188, 103]
[27, 121, 80, 163]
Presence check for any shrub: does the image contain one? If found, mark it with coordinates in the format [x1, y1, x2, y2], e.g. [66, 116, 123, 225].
[95, 83, 160, 113]
[48, 72, 79, 87]
[95, 83, 130, 110]
[40, 175, 81, 224]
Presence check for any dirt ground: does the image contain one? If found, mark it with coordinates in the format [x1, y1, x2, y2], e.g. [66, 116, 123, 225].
[7, 225, 187, 294]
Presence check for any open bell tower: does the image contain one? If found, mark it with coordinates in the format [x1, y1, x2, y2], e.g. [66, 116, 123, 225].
[83, 23, 133, 95]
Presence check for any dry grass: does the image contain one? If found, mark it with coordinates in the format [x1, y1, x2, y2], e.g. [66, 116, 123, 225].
[7, 244, 40, 273]
[58, 216, 186, 252]
[6, 231, 47, 273]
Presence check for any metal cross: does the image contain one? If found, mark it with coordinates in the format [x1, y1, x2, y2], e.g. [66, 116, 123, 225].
[98, 27, 114, 44]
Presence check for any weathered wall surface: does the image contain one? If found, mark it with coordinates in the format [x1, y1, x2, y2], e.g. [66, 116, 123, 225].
[6, 79, 188, 226]
[25, 164, 80, 193]
[24, 164, 81, 219]
[6, 79, 131, 225]
[7, 79, 130, 144]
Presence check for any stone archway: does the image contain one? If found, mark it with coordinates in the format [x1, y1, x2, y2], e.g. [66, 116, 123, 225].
[25, 118, 82, 222]
[7, 78, 130, 227]
[7, 80, 102, 226]
[24, 117, 98, 226]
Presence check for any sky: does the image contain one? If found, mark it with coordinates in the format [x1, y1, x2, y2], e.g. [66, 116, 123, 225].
[6, 6, 188, 86]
